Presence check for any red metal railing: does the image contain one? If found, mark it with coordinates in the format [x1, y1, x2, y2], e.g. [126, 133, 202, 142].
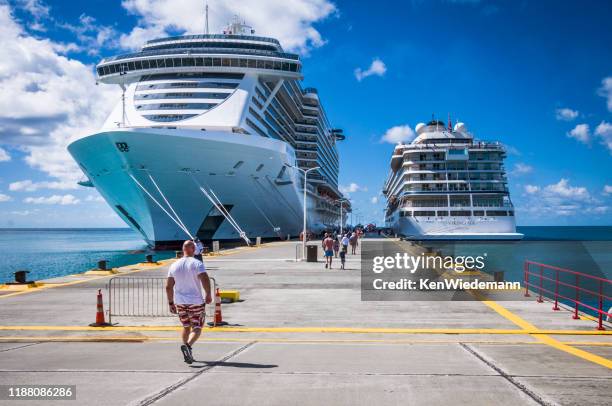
[524, 260, 611, 331]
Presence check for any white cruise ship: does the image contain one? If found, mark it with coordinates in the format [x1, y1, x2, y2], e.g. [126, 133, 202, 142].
[383, 119, 523, 240]
[68, 17, 349, 248]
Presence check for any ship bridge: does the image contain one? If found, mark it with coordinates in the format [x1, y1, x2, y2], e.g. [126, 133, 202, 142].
[95, 19, 302, 85]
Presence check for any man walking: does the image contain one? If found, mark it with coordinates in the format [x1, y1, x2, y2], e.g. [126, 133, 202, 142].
[322, 233, 334, 269]
[166, 240, 213, 364]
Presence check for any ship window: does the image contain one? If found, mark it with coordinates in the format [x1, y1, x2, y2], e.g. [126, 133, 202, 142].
[102, 66, 109, 75]
[274, 61, 281, 70]
[164, 58, 173, 67]
[195, 58, 203, 66]
[97, 67, 103, 76]
[248, 59, 256, 68]
[473, 210, 485, 216]
[183, 58, 195, 67]
[135, 60, 142, 70]
[265, 60, 273, 69]
[142, 60, 150, 69]
[240, 58, 248, 67]
[128, 61, 135, 70]
[213, 57, 221, 66]
[414, 211, 435, 217]
[233, 161, 244, 169]
[231, 58, 240, 67]
[508, 211, 514, 216]
[256, 164, 264, 171]
[487, 210, 507, 216]
[173, 58, 182, 67]
[204, 57, 212, 66]
[450, 210, 471, 216]
[222, 58, 230, 67]
[156, 59, 164, 68]
[149, 59, 157, 68]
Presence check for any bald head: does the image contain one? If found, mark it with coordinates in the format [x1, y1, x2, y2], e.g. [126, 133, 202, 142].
[183, 240, 195, 257]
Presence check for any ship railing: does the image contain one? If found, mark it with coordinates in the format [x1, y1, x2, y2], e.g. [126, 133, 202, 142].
[107, 276, 217, 324]
[523, 260, 611, 330]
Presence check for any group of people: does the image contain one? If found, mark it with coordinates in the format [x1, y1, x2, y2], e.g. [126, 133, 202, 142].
[322, 231, 360, 269]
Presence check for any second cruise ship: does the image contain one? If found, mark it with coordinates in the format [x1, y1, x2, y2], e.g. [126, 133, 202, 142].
[383, 118, 523, 240]
[68, 17, 349, 248]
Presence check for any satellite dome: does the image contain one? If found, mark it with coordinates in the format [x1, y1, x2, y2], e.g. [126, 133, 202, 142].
[415, 123, 426, 134]
[453, 122, 466, 133]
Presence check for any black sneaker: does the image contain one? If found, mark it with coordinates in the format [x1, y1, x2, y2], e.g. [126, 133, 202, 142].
[180, 344, 193, 364]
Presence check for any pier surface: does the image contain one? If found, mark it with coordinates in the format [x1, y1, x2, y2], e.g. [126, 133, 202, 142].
[0, 239, 610, 406]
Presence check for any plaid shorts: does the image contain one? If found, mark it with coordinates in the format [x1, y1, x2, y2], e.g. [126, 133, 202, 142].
[176, 304, 205, 329]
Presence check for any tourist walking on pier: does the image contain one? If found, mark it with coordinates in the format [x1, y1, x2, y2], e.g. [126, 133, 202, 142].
[194, 237, 204, 262]
[341, 233, 350, 253]
[333, 237, 340, 258]
[350, 232, 358, 255]
[322, 233, 334, 269]
[166, 240, 213, 364]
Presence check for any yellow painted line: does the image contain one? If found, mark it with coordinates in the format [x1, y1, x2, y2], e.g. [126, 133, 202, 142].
[1, 335, 611, 346]
[475, 293, 612, 369]
[0, 325, 610, 335]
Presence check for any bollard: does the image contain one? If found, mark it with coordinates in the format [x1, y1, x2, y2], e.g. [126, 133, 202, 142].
[494, 271, 504, 282]
[175, 250, 183, 259]
[256, 236, 261, 246]
[287, 234, 291, 241]
[145, 254, 154, 263]
[97, 260, 108, 271]
[212, 241, 220, 253]
[14, 270, 29, 284]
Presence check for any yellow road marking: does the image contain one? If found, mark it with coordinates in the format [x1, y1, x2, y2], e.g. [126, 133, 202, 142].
[475, 294, 612, 369]
[0, 325, 610, 335]
[1, 335, 611, 346]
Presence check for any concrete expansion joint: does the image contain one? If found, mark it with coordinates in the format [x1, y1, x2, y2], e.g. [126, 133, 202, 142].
[135, 341, 257, 406]
[459, 343, 555, 406]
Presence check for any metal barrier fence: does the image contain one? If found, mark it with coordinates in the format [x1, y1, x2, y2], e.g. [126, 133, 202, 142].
[107, 276, 216, 324]
[524, 260, 611, 330]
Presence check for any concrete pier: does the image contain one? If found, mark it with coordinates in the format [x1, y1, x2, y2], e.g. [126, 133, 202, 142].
[0, 239, 610, 405]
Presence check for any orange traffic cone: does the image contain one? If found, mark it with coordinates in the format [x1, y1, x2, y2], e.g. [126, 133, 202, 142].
[89, 289, 111, 327]
[209, 288, 227, 327]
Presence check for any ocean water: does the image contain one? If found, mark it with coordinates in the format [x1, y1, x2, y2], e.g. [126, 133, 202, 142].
[0, 228, 174, 283]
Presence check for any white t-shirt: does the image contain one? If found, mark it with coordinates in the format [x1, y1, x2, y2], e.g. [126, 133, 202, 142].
[341, 236, 350, 246]
[167, 257, 207, 304]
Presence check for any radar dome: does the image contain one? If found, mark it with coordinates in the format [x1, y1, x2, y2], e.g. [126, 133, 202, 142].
[415, 123, 426, 134]
[453, 122, 466, 133]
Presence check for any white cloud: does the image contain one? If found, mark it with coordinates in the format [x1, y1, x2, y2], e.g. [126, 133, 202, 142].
[354, 58, 386, 81]
[544, 179, 589, 200]
[604, 185, 612, 195]
[512, 163, 533, 175]
[566, 123, 590, 144]
[10, 209, 39, 216]
[519, 179, 603, 218]
[340, 183, 368, 194]
[24, 194, 80, 205]
[119, 0, 336, 54]
[381, 125, 415, 144]
[0, 4, 118, 184]
[370, 196, 379, 204]
[555, 107, 579, 121]
[0, 147, 10, 162]
[9, 179, 77, 192]
[0, 193, 12, 202]
[598, 76, 612, 112]
[85, 194, 105, 202]
[594, 121, 612, 155]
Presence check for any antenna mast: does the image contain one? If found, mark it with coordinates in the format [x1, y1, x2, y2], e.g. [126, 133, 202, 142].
[205, 1, 209, 34]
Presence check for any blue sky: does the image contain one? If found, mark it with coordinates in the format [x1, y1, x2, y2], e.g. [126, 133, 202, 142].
[0, 0, 611, 228]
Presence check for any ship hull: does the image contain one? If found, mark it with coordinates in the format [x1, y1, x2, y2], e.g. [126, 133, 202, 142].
[389, 215, 523, 241]
[68, 128, 333, 248]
